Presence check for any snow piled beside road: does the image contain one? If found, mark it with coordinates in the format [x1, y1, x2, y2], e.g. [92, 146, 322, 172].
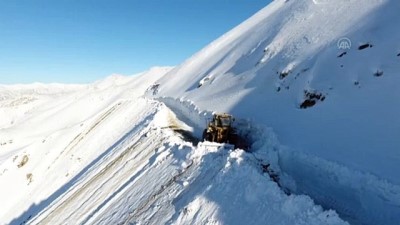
[151, 0, 400, 224]
[2, 0, 400, 224]
[0, 67, 348, 225]
[155, 0, 400, 185]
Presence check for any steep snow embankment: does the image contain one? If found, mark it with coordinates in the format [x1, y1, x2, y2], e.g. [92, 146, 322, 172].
[152, 0, 400, 224]
[0, 67, 172, 224]
[28, 97, 347, 225]
[1, 68, 349, 225]
[1, 0, 399, 224]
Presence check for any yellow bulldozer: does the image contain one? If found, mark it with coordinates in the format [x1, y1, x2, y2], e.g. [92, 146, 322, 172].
[202, 113, 244, 148]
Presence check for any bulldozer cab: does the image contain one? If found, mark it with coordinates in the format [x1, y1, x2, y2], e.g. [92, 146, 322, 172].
[203, 113, 248, 150]
[212, 114, 234, 127]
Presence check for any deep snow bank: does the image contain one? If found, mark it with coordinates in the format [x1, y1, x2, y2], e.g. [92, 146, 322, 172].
[1, 90, 349, 225]
[156, 97, 213, 139]
[151, 0, 400, 224]
[279, 147, 400, 224]
[153, 97, 400, 225]
[155, 0, 400, 184]
[80, 99, 349, 225]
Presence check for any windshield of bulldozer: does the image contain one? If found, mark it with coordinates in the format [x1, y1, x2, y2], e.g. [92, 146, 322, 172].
[219, 117, 232, 127]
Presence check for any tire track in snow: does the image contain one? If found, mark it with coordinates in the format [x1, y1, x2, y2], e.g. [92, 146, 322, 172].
[64, 102, 124, 156]
[124, 159, 195, 224]
[37, 131, 163, 224]
[80, 105, 199, 224]
[47, 101, 125, 170]
[121, 146, 230, 225]
[71, 134, 163, 224]
[27, 99, 161, 225]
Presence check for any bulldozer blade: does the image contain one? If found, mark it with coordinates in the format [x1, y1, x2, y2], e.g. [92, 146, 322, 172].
[197, 141, 235, 150]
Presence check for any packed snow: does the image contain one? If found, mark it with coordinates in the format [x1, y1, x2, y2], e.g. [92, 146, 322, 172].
[0, 68, 347, 225]
[1, 0, 400, 225]
[153, 0, 400, 224]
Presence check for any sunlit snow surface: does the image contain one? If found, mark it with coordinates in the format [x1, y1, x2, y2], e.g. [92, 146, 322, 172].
[0, 67, 346, 225]
[154, 0, 400, 224]
[1, 0, 400, 224]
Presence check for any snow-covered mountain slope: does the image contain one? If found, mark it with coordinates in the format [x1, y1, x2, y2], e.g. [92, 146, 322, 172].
[0, 67, 171, 223]
[1, 0, 400, 225]
[151, 0, 400, 224]
[1, 67, 348, 225]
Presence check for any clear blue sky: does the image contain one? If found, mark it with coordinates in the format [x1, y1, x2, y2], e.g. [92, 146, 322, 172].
[0, 0, 269, 84]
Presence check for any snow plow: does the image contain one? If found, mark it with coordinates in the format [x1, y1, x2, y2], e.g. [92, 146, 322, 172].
[202, 113, 247, 150]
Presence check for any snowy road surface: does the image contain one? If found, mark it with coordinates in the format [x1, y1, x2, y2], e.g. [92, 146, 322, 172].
[2, 0, 400, 224]
[0, 77, 347, 225]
